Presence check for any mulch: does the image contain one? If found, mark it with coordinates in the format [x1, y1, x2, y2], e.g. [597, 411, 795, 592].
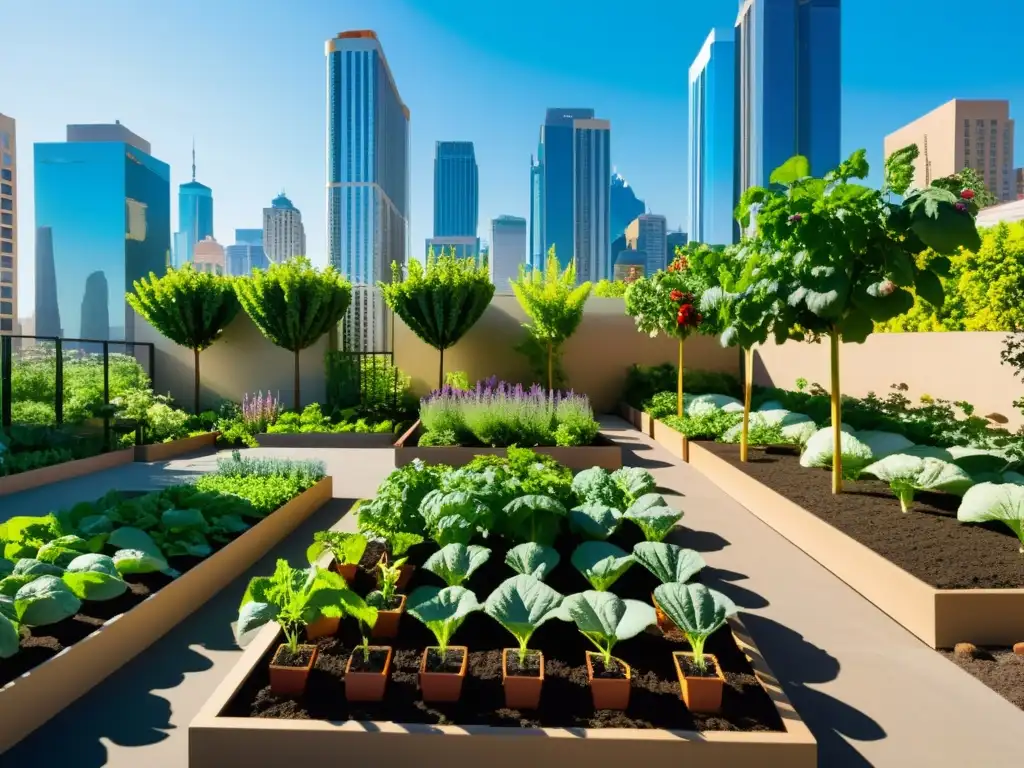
[941, 648, 1024, 712]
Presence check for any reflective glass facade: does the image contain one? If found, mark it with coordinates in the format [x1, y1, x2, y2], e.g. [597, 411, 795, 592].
[433, 141, 478, 237]
[537, 109, 593, 269]
[176, 180, 213, 266]
[573, 120, 611, 283]
[688, 28, 737, 246]
[529, 154, 543, 269]
[34, 141, 170, 341]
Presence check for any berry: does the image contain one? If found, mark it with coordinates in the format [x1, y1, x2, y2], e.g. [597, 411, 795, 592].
[960, 188, 975, 200]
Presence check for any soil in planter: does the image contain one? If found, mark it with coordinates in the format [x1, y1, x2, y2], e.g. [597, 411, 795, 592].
[589, 655, 628, 679]
[697, 442, 1024, 590]
[224, 531, 785, 733]
[425, 648, 465, 674]
[940, 648, 1024, 711]
[349, 648, 391, 673]
[680, 655, 720, 679]
[275, 646, 315, 668]
[506, 649, 542, 677]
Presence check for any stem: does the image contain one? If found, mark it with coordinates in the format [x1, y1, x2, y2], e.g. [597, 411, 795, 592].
[677, 337, 685, 418]
[741, 346, 754, 462]
[438, 346, 445, 390]
[193, 347, 201, 415]
[689, 634, 708, 671]
[897, 488, 912, 514]
[547, 341, 553, 392]
[293, 348, 301, 412]
[829, 330, 843, 494]
[518, 638, 529, 665]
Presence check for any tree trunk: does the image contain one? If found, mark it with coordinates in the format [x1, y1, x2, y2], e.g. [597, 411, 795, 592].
[829, 330, 843, 493]
[438, 347, 445, 390]
[547, 342, 554, 392]
[293, 349, 301, 412]
[193, 347, 201, 415]
[677, 338, 685, 418]
[740, 346, 754, 462]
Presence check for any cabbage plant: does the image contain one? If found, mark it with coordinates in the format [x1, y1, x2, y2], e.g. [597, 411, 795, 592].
[420, 490, 489, 547]
[36, 535, 94, 569]
[568, 503, 622, 540]
[406, 585, 481, 654]
[653, 582, 737, 672]
[502, 494, 567, 547]
[0, 612, 18, 659]
[15, 575, 82, 627]
[622, 493, 683, 542]
[62, 554, 128, 601]
[423, 543, 491, 587]
[632, 542, 706, 584]
[571, 542, 634, 591]
[861, 455, 973, 513]
[484, 575, 565, 664]
[571, 466, 656, 509]
[957, 483, 1024, 553]
[561, 591, 655, 667]
[504, 543, 560, 581]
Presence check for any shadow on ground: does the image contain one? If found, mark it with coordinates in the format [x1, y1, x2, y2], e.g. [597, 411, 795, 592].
[3, 499, 356, 767]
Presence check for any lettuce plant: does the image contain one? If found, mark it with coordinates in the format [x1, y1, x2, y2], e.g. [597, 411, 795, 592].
[861, 455, 974, 513]
[562, 591, 655, 667]
[113, 548, 177, 577]
[622, 494, 684, 542]
[571, 466, 656, 510]
[611, 467, 657, 504]
[62, 554, 128, 601]
[632, 542, 706, 584]
[484, 575, 565, 664]
[571, 541, 635, 591]
[420, 490, 489, 547]
[235, 559, 375, 652]
[957, 482, 1024, 553]
[0, 611, 18, 659]
[406, 585, 481, 654]
[36, 535, 95, 568]
[13, 558, 63, 578]
[306, 531, 368, 568]
[568, 503, 621, 540]
[423, 543, 491, 587]
[386, 531, 424, 559]
[502, 494, 567, 546]
[15, 575, 82, 627]
[653, 582, 737, 672]
[504, 542, 560, 581]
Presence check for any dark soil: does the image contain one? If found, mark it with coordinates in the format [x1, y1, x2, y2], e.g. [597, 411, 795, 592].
[679, 653, 720, 679]
[425, 647, 465, 673]
[506, 649, 541, 677]
[223, 528, 786, 732]
[274, 646, 315, 669]
[349, 648, 390, 673]
[589, 654, 628, 679]
[940, 648, 1024, 711]
[698, 442, 1024, 590]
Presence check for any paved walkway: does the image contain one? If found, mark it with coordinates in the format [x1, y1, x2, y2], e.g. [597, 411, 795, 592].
[3, 428, 1023, 766]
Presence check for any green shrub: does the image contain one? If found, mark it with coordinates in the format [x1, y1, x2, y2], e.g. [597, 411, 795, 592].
[624, 363, 742, 408]
[662, 410, 741, 440]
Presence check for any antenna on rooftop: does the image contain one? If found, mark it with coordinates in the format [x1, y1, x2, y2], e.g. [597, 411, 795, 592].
[191, 137, 196, 182]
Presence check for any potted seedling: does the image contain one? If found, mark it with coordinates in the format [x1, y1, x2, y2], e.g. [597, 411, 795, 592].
[623, 494, 684, 542]
[345, 610, 392, 702]
[406, 584, 482, 703]
[306, 530, 368, 583]
[562, 590, 656, 710]
[653, 582, 737, 713]
[484, 574, 565, 709]
[504, 542, 560, 581]
[386, 531, 424, 590]
[571, 541, 635, 591]
[632, 542, 706, 633]
[235, 559, 375, 697]
[367, 554, 407, 639]
[422, 543, 491, 587]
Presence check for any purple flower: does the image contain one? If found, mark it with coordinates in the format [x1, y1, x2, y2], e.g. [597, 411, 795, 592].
[241, 390, 281, 431]
[955, 202, 967, 212]
[788, 214, 803, 223]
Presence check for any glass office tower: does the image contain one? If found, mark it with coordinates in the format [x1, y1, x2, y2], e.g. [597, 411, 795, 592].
[572, 119, 611, 283]
[176, 180, 213, 266]
[535, 108, 594, 269]
[433, 141, 478, 238]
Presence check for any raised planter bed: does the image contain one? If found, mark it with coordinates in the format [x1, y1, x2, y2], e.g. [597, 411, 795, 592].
[617, 403, 653, 437]
[394, 420, 622, 470]
[0, 448, 135, 498]
[683, 441, 1024, 649]
[255, 432, 396, 449]
[134, 431, 219, 462]
[941, 646, 1024, 712]
[0, 476, 333, 753]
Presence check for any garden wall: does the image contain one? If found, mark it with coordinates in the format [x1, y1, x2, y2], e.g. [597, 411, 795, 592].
[393, 295, 739, 411]
[140, 314, 329, 411]
[753, 332, 1023, 429]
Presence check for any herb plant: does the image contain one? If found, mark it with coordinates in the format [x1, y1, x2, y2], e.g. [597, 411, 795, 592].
[422, 543, 491, 587]
[406, 585, 482, 654]
[484, 574, 565, 664]
[652, 582, 737, 672]
[571, 541, 635, 591]
[306, 531, 368, 568]
[370, 554, 406, 608]
[504, 543, 560, 581]
[632, 542, 706, 584]
[562, 591, 655, 668]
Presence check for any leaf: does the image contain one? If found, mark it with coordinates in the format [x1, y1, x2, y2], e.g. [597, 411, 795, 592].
[107, 527, 162, 557]
[914, 270, 944, 308]
[112, 548, 177, 577]
[0, 612, 18, 659]
[504, 543, 560, 581]
[406, 585, 482, 649]
[15, 575, 82, 627]
[161, 508, 209, 533]
[235, 600, 278, 643]
[306, 531, 367, 567]
[653, 582, 736, 642]
[422, 543, 491, 587]
[571, 541, 634, 592]
[632, 542, 706, 584]
[561, 591, 655, 642]
[799, 427, 873, 473]
[502, 494, 568, 547]
[838, 308, 873, 344]
[13, 558, 64, 578]
[623, 496, 684, 542]
[957, 483, 1024, 551]
[570, 467, 622, 508]
[770, 155, 810, 186]
[611, 467, 656, 501]
[905, 187, 982, 254]
[854, 430, 916, 460]
[947, 446, 1012, 475]
[62, 554, 128, 601]
[483, 574, 565, 648]
[568, 503, 622, 540]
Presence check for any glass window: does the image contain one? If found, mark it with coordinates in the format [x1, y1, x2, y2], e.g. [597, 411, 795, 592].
[0, 183, 11, 195]
[0, 169, 10, 181]
[0, 242, 11, 254]
[0, 301, 11, 315]
[0, 270, 11, 284]
[1, 153, 9, 166]
[1, 227, 10, 238]
[0, 318, 11, 332]
[0, 214, 9, 225]
[0, 133, 8, 150]
[0, 200, 10, 211]
[0, 286, 10, 299]
[0, 256, 10, 269]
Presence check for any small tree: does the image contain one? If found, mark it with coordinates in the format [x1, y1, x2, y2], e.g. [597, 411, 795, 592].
[126, 263, 240, 414]
[510, 247, 591, 391]
[380, 247, 494, 389]
[234, 257, 352, 411]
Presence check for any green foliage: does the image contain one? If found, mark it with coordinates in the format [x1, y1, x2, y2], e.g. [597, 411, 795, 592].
[661, 409, 742, 440]
[406, 585, 482, 653]
[324, 351, 414, 417]
[357, 460, 448, 538]
[957, 483, 1024, 553]
[484, 574, 565, 663]
[931, 166, 998, 209]
[632, 542, 706, 585]
[861, 455, 973, 513]
[306, 531, 367, 567]
[571, 541, 634, 591]
[592, 279, 629, 298]
[624, 364, 742, 408]
[422, 543, 491, 587]
[561, 590, 655, 666]
[652, 582, 737, 670]
[622, 493, 684, 542]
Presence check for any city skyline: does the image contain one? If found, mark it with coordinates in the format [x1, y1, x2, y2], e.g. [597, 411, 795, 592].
[4, 0, 1024, 314]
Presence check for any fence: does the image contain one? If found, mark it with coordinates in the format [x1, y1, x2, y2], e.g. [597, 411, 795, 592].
[324, 350, 406, 415]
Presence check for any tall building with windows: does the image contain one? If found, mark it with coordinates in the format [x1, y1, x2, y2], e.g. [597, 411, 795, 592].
[433, 141, 478, 238]
[625, 214, 668, 276]
[534, 109, 593, 270]
[688, 28, 737, 246]
[262, 193, 305, 263]
[33, 123, 170, 341]
[573, 118, 611, 283]
[424, 236, 479, 261]
[225, 228, 268, 276]
[192, 236, 225, 274]
[490, 215, 527, 293]
[173, 144, 213, 267]
[883, 99, 1015, 202]
[0, 113, 17, 333]
[327, 30, 410, 352]
[735, 0, 841, 195]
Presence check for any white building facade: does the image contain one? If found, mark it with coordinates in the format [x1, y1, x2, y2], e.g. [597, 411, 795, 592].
[490, 215, 526, 293]
[262, 193, 305, 264]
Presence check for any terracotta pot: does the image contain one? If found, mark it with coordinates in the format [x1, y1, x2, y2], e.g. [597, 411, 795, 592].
[584, 651, 631, 710]
[345, 646, 393, 702]
[370, 594, 406, 639]
[673, 651, 725, 713]
[501, 648, 544, 709]
[334, 561, 359, 583]
[652, 593, 675, 634]
[396, 563, 416, 591]
[419, 646, 468, 703]
[269, 643, 318, 697]
[305, 615, 339, 641]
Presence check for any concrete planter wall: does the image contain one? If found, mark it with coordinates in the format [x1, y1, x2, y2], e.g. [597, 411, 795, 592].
[255, 432, 396, 449]
[0, 448, 135, 497]
[134, 431, 220, 462]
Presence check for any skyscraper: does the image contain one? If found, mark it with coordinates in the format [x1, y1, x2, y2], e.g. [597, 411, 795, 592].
[326, 30, 410, 352]
[424, 236, 479, 261]
[434, 141, 478, 238]
[0, 113, 17, 334]
[529, 156, 542, 269]
[688, 27, 737, 245]
[34, 123, 170, 341]
[262, 193, 306, 263]
[535, 109, 593, 270]
[573, 118, 611, 283]
[735, 0, 841, 194]
[225, 228, 268, 276]
[490, 215, 527, 293]
[173, 143, 214, 267]
[193, 236, 226, 274]
[34, 227, 60, 337]
[626, 214, 668, 276]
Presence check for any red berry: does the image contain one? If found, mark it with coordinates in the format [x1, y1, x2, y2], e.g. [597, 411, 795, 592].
[960, 188, 975, 200]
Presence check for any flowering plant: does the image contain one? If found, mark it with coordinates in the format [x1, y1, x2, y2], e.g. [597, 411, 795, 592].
[241, 390, 282, 433]
[624, 250, 706, 342]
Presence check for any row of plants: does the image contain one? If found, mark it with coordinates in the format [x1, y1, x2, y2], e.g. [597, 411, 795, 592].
[0, 453, 326, 663]
[237, 453, 740, 714]
[417, 377, 600, 448]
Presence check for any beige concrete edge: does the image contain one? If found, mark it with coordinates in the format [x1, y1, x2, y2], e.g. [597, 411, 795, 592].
[0, 476, 333, 755]
[134, 431, 220, 462]
[652, 418, 689, 461]
[188, 615, 815, 768]
[254, 432, 396, 449]
[0, 448, 135, 498]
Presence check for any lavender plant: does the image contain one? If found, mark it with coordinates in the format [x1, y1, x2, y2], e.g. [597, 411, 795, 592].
[241, 391, 282, 433]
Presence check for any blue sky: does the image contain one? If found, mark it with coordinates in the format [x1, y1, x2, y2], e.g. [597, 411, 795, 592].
[4, 0, 1024, 311]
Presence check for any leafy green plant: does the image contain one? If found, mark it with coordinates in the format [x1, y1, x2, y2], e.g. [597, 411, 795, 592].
[662, 409, 743, 440]
[568, 503, 622, 540]
[957, 483, 1024, 553]
[368, 552, 406, 611]
[571, 541, 634, 591]
[420, 490, 489, 547]
[357, 460, 445, 539]
[305, 531, 368, 568]
[502, 494, 568, 547]
[0, 612, 18, 659]
[593, 279, 629, 298]
[380, 248, 494, 388]
[406, 585, 481, 653]
[570, 466, 656, 510]
[234, 257, 353, 410]
[510, 247, 591, 390]
[13, 575, 81, 627]
[653, 582, 737, 671]
[622, 493, 684, 542]
[632, 542, 706, 584]
[861, 455, 973, 512]
[484, 574, 565, 663]
[422, 543, 491, 587]
[126, 263, 240, 413]
[504, 542, 560, 581]
[561, 590, 655, 667]
[62, 553, 128, 601]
